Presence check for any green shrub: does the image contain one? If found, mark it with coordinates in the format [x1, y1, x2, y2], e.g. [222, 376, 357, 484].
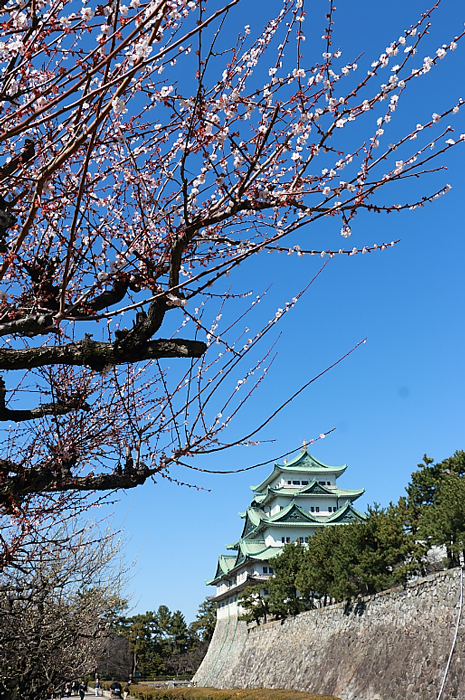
[122, 687, 341, 700]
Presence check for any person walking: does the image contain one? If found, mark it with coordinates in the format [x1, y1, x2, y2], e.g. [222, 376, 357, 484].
[109, 682, 122, 699]
[94, 679, 100, 697]
[78, 680, 86, 700]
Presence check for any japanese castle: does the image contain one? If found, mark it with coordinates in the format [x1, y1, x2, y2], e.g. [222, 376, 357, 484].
[207, 447, 366, 618]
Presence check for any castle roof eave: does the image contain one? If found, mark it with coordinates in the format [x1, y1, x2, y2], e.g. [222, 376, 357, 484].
[250, 449, 348, 493]
[326, 500, 367, 524]
[254, 483, 365, 506]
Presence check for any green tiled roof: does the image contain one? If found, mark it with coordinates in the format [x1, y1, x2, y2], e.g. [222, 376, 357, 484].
[250, 449, 347, 493]
[267, 500, 319, 524]
[325, 501, 366, 524]
[207, 502, 367, 584]
[207, 540, 278, 584]
[205, 554, 236, 585]
[253, 480, 364, 506]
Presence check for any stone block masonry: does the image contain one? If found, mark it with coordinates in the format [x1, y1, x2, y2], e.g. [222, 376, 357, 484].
[194, 568, 465, 700]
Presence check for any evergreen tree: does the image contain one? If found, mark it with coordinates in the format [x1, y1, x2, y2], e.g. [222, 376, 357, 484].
[298, 506, 422, 603]
[406, 450, 465, 565]
[267, 541, 313, 618]
[342, 504, 423, 597]
[238, 585, 270, 625]
[419, 473, 465, 568]
[296, 525, 345, 605]
[169, 611, 189, 655]
[188, 600, 217, 645]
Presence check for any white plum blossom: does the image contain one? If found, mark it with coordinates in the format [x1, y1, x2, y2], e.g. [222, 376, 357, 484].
[129, 39, 152, 64]
[166, 293, 187, 308]
[432, 112, 441, 123]
[112, 96, 127, 114]
[8, 37, 23, 55]
[436, 47, 447, 59]
[341, 224, 351, 238]
[292, 68, 306, 78]
[159, 85, 173, 98]
[81, 7, 94, 20]
[13, 12, 28, 28]
[34, 95, 48, 111]
[179, 97, 193, 110]
[43, 180, 55, 195]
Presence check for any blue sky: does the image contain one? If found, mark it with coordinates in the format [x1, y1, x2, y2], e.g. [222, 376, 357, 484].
[113, 0, 465, 625]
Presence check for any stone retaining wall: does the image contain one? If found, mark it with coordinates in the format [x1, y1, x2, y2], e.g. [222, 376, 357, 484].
[194, 568, 465, 700]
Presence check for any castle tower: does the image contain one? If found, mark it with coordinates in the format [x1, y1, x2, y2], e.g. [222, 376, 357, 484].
[206, 447, 366, 618]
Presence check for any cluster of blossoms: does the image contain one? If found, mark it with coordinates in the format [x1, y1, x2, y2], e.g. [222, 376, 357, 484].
[0, 0, 461, 509]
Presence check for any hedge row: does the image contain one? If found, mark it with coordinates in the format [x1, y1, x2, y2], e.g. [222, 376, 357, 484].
[122, 687, 341, 700]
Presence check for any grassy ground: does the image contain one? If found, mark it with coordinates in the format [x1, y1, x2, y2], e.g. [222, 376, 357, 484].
[123, 687, 341, 700]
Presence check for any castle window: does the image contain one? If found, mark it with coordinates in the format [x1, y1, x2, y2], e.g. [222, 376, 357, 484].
[316, 506, 320, 513]
[263, 567, 268, 574]
[287, 480, 291, 484]
[319, 481, 325, 485]
[286, 537, 290, 543]
[293, 480, 300, 485]
[269, 567, 274, 574]
[281, 537, 285, 543]
[328, 507, 332, 512]
[327, 481, 331, 485]
[301, 481, 308, 485]
[310, 506, 315, 512]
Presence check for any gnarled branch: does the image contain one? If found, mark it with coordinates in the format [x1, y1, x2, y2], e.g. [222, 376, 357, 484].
[0, 336, 207, 371]
[0, 314, 54, 338]
[0, 376, 90, 422]
[0, 460, 153, 508]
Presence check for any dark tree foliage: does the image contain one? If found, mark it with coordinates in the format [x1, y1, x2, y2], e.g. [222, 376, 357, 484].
[239, 504, 425, 623]
[238, 584, 270, 625]
[188, 600, 217, 645]
[114, 600, 216, 678]
[406, 451, 465, 567]
[267, 540, 314, 618]
[296, 505, 422, 602]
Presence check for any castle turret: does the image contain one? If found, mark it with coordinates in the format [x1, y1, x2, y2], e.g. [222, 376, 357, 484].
[207, 447, 366, 618]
